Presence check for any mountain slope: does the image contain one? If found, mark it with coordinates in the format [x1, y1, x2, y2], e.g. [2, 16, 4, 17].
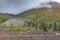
[0, 13, 15, 19]
[16, 2, 60, 25]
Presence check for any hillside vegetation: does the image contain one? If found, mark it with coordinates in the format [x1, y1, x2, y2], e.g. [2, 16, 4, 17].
[17, 8, 60, 24]
[0, 16, 8, 24]
[16, 7, 60, 32]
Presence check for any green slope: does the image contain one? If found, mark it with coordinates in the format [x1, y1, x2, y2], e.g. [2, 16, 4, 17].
[17, 8, 60, 24]
[15, 7, 60, 32]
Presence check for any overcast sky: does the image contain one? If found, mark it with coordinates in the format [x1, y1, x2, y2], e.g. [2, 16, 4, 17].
[0, 0, 59, 14]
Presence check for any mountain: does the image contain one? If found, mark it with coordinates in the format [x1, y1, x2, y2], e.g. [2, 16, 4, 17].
[0, 13, 15, 19]
[17, 2, 60, 17]
[0, 2, 60, 20]
[16, 2, 60, 24]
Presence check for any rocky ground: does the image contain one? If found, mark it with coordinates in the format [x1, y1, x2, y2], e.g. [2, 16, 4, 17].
[0, 31, 60, 40]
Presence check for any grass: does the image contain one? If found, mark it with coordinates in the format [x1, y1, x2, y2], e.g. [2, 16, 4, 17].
[2, 26, 36, 32]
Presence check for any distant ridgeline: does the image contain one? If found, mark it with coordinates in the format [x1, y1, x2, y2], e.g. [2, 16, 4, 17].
[0, 13, 15, 24]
